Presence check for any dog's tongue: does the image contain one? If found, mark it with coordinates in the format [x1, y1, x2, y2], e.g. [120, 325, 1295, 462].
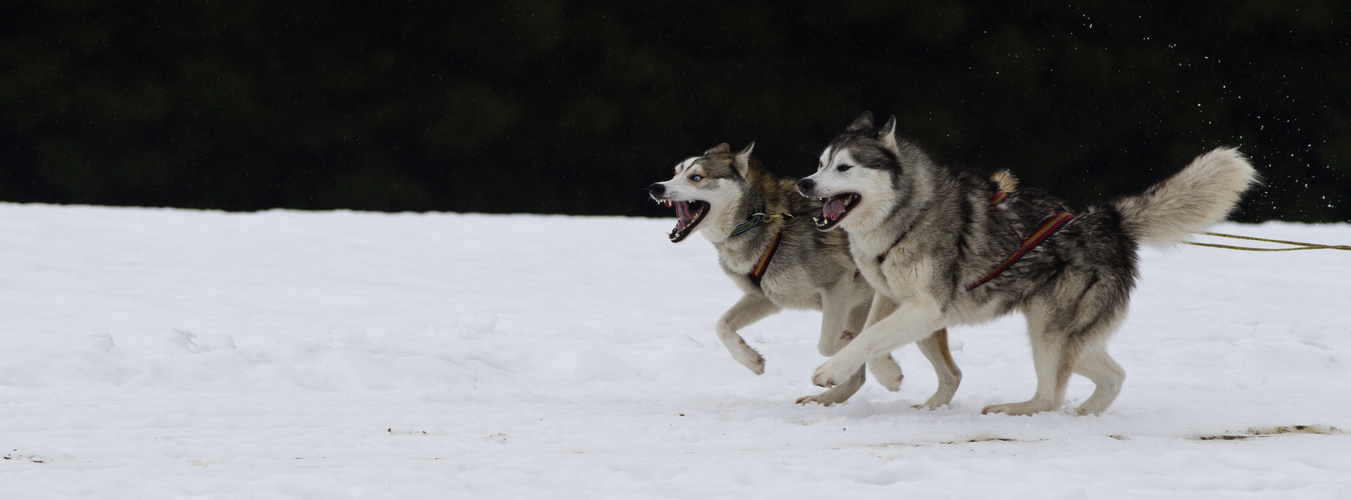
[823, 198, 847, 220]
[675, 201, 693, 224]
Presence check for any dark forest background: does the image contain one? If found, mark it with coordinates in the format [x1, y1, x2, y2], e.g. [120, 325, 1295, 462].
[2, 1, 1348, 222]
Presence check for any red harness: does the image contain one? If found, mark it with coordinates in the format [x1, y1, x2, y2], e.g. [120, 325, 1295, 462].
[965, 210, 1076, 291]
[871, 189, 1075, 291]
[747, 230, 782, 287]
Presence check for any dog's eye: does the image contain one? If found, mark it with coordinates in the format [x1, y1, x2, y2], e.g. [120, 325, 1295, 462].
[690, 175, 703, 182]
[838, 164, 853, 172]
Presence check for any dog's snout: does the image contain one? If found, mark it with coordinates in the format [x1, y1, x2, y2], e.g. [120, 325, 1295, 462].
[796, 178, 816, 193]
[648, 183, 666, 196]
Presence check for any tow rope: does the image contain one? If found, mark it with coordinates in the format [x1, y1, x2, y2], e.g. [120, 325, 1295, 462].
[1184, 232, 1351, 252]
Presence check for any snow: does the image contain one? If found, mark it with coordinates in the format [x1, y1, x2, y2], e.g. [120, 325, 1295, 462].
[2, 203, 1349, 499]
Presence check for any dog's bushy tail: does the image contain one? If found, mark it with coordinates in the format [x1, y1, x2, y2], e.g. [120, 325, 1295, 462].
[1112, 147, 1258, 247]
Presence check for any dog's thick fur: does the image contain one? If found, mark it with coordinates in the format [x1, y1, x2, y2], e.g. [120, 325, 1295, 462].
[798, 113, 1257, 415]
[650, 143, 961, 407]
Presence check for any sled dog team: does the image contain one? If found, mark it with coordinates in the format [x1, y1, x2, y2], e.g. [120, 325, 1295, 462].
[649, 112, 1256, 415]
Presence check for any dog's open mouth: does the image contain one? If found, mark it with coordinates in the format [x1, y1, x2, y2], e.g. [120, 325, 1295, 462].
[658, 199, 710, 242]
[814, 193, 860, 230]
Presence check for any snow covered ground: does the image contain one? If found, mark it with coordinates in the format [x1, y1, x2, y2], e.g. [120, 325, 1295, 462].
[2, 203, 1349, 499]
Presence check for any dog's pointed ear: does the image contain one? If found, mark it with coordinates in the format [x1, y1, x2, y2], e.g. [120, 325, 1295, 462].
[705, 143, 731, 155]
[879, 115, 899, 153]
[733, 142, 755, 177]
[846, 111, 875, 132]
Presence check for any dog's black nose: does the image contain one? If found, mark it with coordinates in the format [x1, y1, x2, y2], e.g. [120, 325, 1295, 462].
[648, 183, 666, 196]
[797, 178, 815, 192]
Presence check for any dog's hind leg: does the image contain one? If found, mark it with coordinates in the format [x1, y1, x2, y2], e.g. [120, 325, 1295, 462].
[818, 287, 864, 357]
[985, 273, 1132, 416]
[1073, 341, 1125, 415]
[981, 331, 1072, 416]
[716, 293, 781, 375]
[914, 328, 962, 410]
[982, 304, 1080, 415]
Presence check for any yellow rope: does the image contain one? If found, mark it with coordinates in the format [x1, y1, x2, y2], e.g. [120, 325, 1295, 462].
[1185, 232, 1351, 252]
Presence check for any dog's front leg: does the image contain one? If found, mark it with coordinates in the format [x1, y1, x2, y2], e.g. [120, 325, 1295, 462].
[817, 285, 865, 357]
[813, 300, 943, 388]
[715, 293, 780, 374]
[858, 293, 904, 391]
[797, 287, 876, 405]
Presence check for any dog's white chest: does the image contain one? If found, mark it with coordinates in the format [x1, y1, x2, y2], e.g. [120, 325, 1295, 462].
[857, 245, 931, 301]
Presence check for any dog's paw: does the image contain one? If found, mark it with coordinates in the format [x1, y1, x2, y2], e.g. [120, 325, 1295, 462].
[795, 393, 841, 406]
[738, 352, 766, 375]
[736, 350, 766, 375]
[795, 379, 860, 406]
[981, 400, 1057, 416]
[724, 341, 765, 375]
[811, 358, 855, 388]
[913, 392, 955, 411]
[868, 356, 903, 392]
[980, 403, 1015, 415]
[912, 399, 948, 411]
[810, 367, 835, 388]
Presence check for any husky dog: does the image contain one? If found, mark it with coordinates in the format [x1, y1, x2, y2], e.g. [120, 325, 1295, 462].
[798, 112, 1257, 415]
[650, 143, 961, 407]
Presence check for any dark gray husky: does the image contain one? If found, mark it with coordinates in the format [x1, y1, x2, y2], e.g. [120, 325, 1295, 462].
[798, 113, 1256, 415]
[651, 143, 960, 407]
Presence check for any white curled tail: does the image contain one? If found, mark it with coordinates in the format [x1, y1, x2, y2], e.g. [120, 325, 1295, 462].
[1112, 147, 1258, 247]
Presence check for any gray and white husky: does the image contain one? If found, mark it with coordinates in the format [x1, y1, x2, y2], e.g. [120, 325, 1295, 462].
[650, 143, 961, 407]
[798, 112, 1257, 415]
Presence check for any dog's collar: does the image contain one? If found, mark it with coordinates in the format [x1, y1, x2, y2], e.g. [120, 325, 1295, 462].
[729, 205, 797, 238]
[877, 232, 908, 263]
